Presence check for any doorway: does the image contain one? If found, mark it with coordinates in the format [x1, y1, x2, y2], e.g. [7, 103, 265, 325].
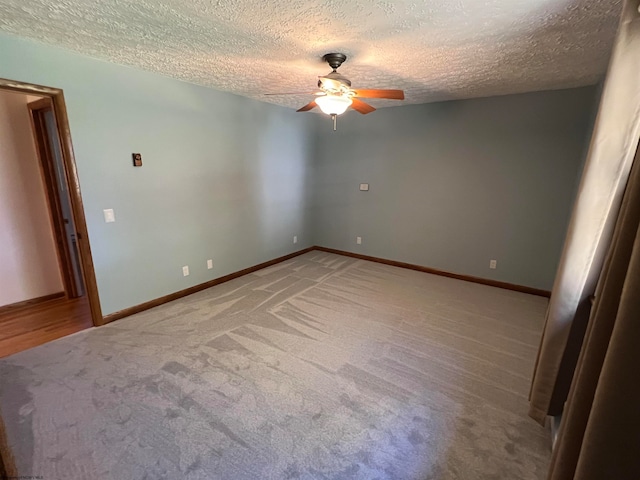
[0, 78, 102, 357]
[29, 97, 85, 298]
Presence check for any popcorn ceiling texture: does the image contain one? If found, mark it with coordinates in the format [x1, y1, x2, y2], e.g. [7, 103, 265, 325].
[0, 0, 622, 109]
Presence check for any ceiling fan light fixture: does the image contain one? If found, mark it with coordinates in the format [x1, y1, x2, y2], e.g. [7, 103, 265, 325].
[315, 95, 352, 115]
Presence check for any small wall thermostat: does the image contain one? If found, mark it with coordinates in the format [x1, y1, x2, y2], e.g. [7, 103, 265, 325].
[359, 183, 369, 191]
[132, 153, 142, 167]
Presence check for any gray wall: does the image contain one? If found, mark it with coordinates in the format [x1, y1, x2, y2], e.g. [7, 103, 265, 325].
[311, 87, 598, 290]
[0, 33, 316, 315]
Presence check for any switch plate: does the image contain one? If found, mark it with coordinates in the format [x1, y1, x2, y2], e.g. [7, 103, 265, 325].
[103, 209, 115, 223]
[182, 265, 190, 276]
[293, 235, 298, 244]
[207, 259, 213, 269]
[356, 236, 362, 245]
[490, 259, 497, 269]
[359, 183, 369, 191]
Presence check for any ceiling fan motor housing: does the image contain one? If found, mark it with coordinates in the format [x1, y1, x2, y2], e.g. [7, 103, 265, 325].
[318, 71, 352, 89]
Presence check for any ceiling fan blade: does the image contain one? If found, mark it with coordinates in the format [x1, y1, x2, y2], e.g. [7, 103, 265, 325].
[352, 89, 405, 100]
[350, 98, 376, 114]
[297, 100, 318, 112]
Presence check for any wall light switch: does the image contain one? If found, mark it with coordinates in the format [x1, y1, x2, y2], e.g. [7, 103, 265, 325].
[207, 259, 213, 269]
[490, 259, 497, 269]
[182, 265, 190, 276]
[103, 209, 115, 223]
[359, 183, 369, 191]
[293, 235, 298, 244]
[356, 236, 362, 245]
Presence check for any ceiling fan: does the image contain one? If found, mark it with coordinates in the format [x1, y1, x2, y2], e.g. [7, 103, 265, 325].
[265, 53, 404, 130]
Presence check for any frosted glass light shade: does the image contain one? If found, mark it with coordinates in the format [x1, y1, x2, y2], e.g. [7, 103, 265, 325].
[315, 95, 352, 115]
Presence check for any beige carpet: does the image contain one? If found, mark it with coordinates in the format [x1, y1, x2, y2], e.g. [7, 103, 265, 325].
[0, 251, 550, 479]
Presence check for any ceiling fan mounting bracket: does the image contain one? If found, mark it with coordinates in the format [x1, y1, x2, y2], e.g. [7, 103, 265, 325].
[322, 53, 347, 71]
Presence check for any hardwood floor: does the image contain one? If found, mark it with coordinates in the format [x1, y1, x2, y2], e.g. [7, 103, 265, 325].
[0, 296, 93, 358]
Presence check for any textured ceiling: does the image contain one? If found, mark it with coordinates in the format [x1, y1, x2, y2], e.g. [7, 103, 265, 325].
[0, 0, 623, 109]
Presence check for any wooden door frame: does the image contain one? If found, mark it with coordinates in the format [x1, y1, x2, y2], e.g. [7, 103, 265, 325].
[28, 97, 81, 298]
[0, 78, 103, 326]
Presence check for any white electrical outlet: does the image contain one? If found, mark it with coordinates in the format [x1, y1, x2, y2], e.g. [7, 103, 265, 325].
[359, 183, 369, 191]
[103, 208, 115, 223]
[293, 235, 298, 244]
[182, 265, 190, 276]
[356, 236, 362, 245]
[207, 259, 213, 269]
[490, 259, 497, 269]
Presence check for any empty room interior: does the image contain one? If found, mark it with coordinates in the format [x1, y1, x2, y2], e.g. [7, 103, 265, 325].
[1, 1, 639, 479]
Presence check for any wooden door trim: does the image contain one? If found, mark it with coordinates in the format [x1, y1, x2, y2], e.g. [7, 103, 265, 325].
[0, 78, 104, 326]
[28, 101, 79, 298]
[27, 97, 52, 110]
